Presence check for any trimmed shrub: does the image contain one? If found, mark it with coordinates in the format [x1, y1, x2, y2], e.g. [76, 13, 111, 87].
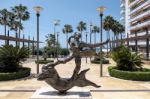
[108, 66, 150, 81]
[0, 67, 31, 81]
[91, 57, 109, 64]
[35, 60, 54, 64]
[91, 59, 109, 64]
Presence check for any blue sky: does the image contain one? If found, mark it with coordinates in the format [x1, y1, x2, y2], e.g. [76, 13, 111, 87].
[0, 0, 121, 48]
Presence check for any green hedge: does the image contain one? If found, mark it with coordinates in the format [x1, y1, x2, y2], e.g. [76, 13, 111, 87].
[0, 67, 31, 81]
[108, 66, 150, 81]
[35, 60, 54, 64]
[91, 59, 109, 64]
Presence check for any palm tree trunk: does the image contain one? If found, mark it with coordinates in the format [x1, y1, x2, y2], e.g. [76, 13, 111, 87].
[81, 31, 82, 41]
[7, 30, 9, 45]
[121, 33, 123, 40]
[114, 34, 116, 47]
[106, 30, 110, 57]
[18, 18, 21, 47]
[116, 34, 119, 47]
[66, 33, 68, 50]
[16, 31, 18, 47]
[95, 32, 96, 52]
[4, 24, 7, 45]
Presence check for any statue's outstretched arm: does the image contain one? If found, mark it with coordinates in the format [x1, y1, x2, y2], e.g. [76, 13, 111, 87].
[79, 39, 109, 48]
[43, 55, 74, 68]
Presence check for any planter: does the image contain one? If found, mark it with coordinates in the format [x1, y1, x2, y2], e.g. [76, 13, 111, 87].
[35, 60, 54, 64]
[91, 59, 109, 64]
[108, 66, 150, 81]
[0, 67, 31, 81]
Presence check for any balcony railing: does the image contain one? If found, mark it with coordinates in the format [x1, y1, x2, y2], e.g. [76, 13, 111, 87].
[130, 20, 150, 30]
[120, 10, 125, 15]
[120, 3, 125, 8]
[129, 0, 139, 8]
[130, 1, 150, 15]
[120, 17, 125, 21]
[130, 11, 150, 22]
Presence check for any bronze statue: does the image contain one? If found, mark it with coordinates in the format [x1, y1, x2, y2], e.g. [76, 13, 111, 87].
[38, 33, 109, 94]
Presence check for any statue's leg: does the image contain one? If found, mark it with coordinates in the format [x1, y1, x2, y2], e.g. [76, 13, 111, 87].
[72, 56, 81, 79]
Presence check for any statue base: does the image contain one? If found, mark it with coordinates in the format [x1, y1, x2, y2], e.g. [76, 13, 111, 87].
[30, 87, 92, 99]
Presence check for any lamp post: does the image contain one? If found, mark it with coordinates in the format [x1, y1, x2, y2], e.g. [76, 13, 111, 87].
[57, 32, 59, 58]
[86, 32, 88, 63]
[23, 34, 25, 48]
[90, 22, 93, 62]
[97, 6, 106, 77]
[53, 19, 60, 58]
[34, 6, 43, 74]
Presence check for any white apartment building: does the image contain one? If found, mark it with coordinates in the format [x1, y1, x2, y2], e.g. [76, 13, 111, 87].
[120, 0, 150, 55]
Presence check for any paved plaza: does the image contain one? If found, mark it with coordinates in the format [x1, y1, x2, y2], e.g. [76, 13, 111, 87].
[0, 58, 150, 99]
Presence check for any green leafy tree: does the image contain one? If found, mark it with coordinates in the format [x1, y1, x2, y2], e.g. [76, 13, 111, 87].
[62, 24, 73, 49]
[77, 21, 86, 41]
[0, 45, 29, 72]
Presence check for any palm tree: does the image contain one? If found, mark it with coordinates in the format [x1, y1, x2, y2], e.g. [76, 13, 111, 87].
[77, 21, 86, 41]
[92, 25, 99, 44]
[103, 15, 115, 55]
[118, 24, 125, 40]
[11, 4, 30, 43]
[45, 34, 56, 48]
[112, 20, 120, 47]
[0, 9, 10, 44]
[62, 24, 73, 49]
[10, 21, 24, 46]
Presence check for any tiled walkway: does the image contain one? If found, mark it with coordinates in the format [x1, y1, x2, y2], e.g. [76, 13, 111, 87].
[0, 58, 150, 99]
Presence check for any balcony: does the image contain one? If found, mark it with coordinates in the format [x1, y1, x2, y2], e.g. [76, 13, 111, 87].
[129, 1, 150, 15]
[120, 10, 125, 15]
[130, 20, 150, 30]
[120, 17, 125, 21]
[120, 3, 125, 8]
[129, 41, 146, 45]
[130, 11, 150, 22]
[129, 0, 141, 8]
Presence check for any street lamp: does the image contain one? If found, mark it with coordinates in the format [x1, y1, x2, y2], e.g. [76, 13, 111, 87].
[86, 32, 88, 63]
[57, 32, 59, 58]
[97, 6, 106, 77]
[53, 19, 60, 58]
[90, 22, 93, 62]
[34, 6, 43, 74]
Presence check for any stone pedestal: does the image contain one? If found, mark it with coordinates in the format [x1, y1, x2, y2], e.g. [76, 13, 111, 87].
[30, 87, 92, 99]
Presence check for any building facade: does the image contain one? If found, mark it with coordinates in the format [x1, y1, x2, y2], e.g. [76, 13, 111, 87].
[120, 0, 150, 58]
